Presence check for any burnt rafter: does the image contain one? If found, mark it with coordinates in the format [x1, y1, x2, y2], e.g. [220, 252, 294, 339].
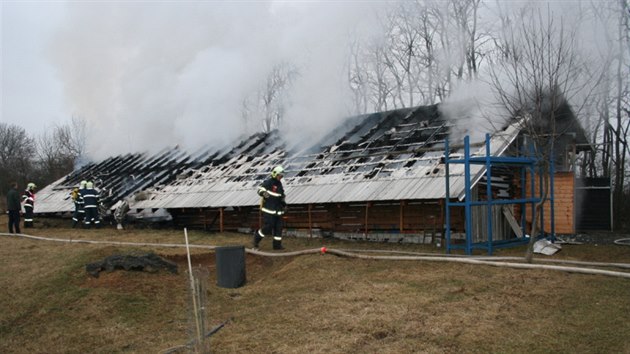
[291, 105, 449, 179]
[38, 145, 216, 214]
[36, 100, 590, 215]
[38, 104, 454, 214]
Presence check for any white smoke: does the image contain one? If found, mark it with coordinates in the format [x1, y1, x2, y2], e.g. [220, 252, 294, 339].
[48, 1, 384, 159]
[278, 3, 378, 151]
[439, 79, 510, 145]
[439, 0, 616, 146]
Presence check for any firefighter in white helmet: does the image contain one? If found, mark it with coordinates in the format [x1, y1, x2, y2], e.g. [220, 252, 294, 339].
[22, 182, 36, 228]
[253, 165, 287, 250]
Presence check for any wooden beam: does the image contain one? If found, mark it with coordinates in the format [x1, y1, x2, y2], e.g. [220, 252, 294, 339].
[219, 207, 224, 233]
[439, 199, 444, 237]
[308, 204, 312, 238]
[502, 205, 523, 238]
[365, 203, 369, 239]
[400, 200, 404, 233]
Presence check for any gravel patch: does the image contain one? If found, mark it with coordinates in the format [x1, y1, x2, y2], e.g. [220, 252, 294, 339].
[557, 231, 630, 245]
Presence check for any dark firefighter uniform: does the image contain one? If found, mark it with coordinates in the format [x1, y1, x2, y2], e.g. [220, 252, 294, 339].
[80, 182, 101, 228]
[22, 183, 36, 228]
[7, 183, 21, 234]
[253, 166, 287, 250]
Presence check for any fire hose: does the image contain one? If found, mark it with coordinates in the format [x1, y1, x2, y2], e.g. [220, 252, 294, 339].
[1, 232, 630, 279]
[614, 238, 630, 246]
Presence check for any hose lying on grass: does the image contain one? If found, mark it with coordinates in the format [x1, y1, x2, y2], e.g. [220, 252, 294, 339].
[614, 238, 630, 246]
[2, 232, 630, 279]
[325, 248, 630, 279]
[0, 232, 218, 250]
[336, 248, 630, 270]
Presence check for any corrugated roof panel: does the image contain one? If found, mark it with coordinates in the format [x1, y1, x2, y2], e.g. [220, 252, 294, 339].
[360, 180, 389, 201]
[389, 177, 429, 200]
[285, 185, 315, 204]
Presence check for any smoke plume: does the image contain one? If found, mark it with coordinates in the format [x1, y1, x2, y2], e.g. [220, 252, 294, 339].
[49, 1, 384, 159]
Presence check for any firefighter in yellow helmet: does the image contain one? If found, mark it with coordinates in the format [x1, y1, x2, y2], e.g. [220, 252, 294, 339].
[253, 165, 287, 250]
[71, 181, 87, 228]
[80, 181, 101, 228]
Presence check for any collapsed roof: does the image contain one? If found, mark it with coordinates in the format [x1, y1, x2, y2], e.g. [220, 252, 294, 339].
[34, 102, 587, 214]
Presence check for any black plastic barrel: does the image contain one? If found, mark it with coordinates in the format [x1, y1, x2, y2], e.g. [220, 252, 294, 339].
[215, 245, 246, 288]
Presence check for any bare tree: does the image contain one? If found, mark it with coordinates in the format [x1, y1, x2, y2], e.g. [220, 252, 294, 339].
[455, 0, 484, 80]
[382, 3, 422, 108]
[609, 0, 630, 229]
[416, 4, 437, 104]
[33, 117, 87, 186]
[239, 62, 299, 134]
[343, 0, 487, 111]
[346, 30, 396, 113]
[259, 62, 299, 133]
[346, 37, 370, 114]
[240, 96, 254, 134]
[487, 4, 588, 262]
[0, 123, 36, 192]
[424, 0, 485, 100]
[57, 116, 87, 160]
[36, 128, 74, 183]
[577, 0, 630, 229]
[367, 41, 394, 112]
[578, 93, 606, 178]
[430, 1, 466, 93]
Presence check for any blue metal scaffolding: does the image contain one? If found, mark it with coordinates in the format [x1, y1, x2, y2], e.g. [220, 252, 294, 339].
[444, 134, 554, 255]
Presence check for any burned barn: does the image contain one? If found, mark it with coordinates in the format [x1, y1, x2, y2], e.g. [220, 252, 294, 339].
[35, 102, 592, 246]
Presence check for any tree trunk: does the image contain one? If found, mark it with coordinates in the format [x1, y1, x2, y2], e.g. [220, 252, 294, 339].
[525, 165, 550, 263]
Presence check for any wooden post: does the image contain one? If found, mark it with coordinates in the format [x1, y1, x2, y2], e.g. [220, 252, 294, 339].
[400, 200, 405, 233]
[365, 202, 370, 238]
[219, 207, 224, 233]
[439, 199, 444, 239]
[308, 204, 312, 238]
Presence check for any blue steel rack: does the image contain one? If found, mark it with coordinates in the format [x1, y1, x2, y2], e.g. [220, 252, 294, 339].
[444, 134, 553, 255]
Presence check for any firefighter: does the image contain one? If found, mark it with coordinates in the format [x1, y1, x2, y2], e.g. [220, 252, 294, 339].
[22, 182, 36, 228]
[7, 182, 21, 234]
[81, 181, 101, 228]
[253, 165, 287, 250]
[71, 180, 87, 228]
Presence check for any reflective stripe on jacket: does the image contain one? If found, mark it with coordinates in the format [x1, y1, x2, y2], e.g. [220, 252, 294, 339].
[22, 190, 35, 208]
[258, 177, 286, 215]
[80, 188, 100, 208]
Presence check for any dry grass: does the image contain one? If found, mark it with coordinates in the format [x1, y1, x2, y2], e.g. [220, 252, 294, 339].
[1, 216, 629, 354]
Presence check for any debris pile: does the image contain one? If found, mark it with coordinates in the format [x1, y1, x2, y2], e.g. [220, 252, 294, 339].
[86, 253, 178, 277]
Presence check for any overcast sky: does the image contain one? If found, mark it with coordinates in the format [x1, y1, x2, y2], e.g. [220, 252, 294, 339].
[0, 0, 619, 160]
[1, 1, 385, 159]
[2, 1, 66, 134]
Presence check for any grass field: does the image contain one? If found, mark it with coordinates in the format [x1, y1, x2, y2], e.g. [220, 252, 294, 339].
[1, 216, 629, 353]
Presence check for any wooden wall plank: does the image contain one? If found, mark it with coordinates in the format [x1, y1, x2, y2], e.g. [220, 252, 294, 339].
[522, 171, 575, 234]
